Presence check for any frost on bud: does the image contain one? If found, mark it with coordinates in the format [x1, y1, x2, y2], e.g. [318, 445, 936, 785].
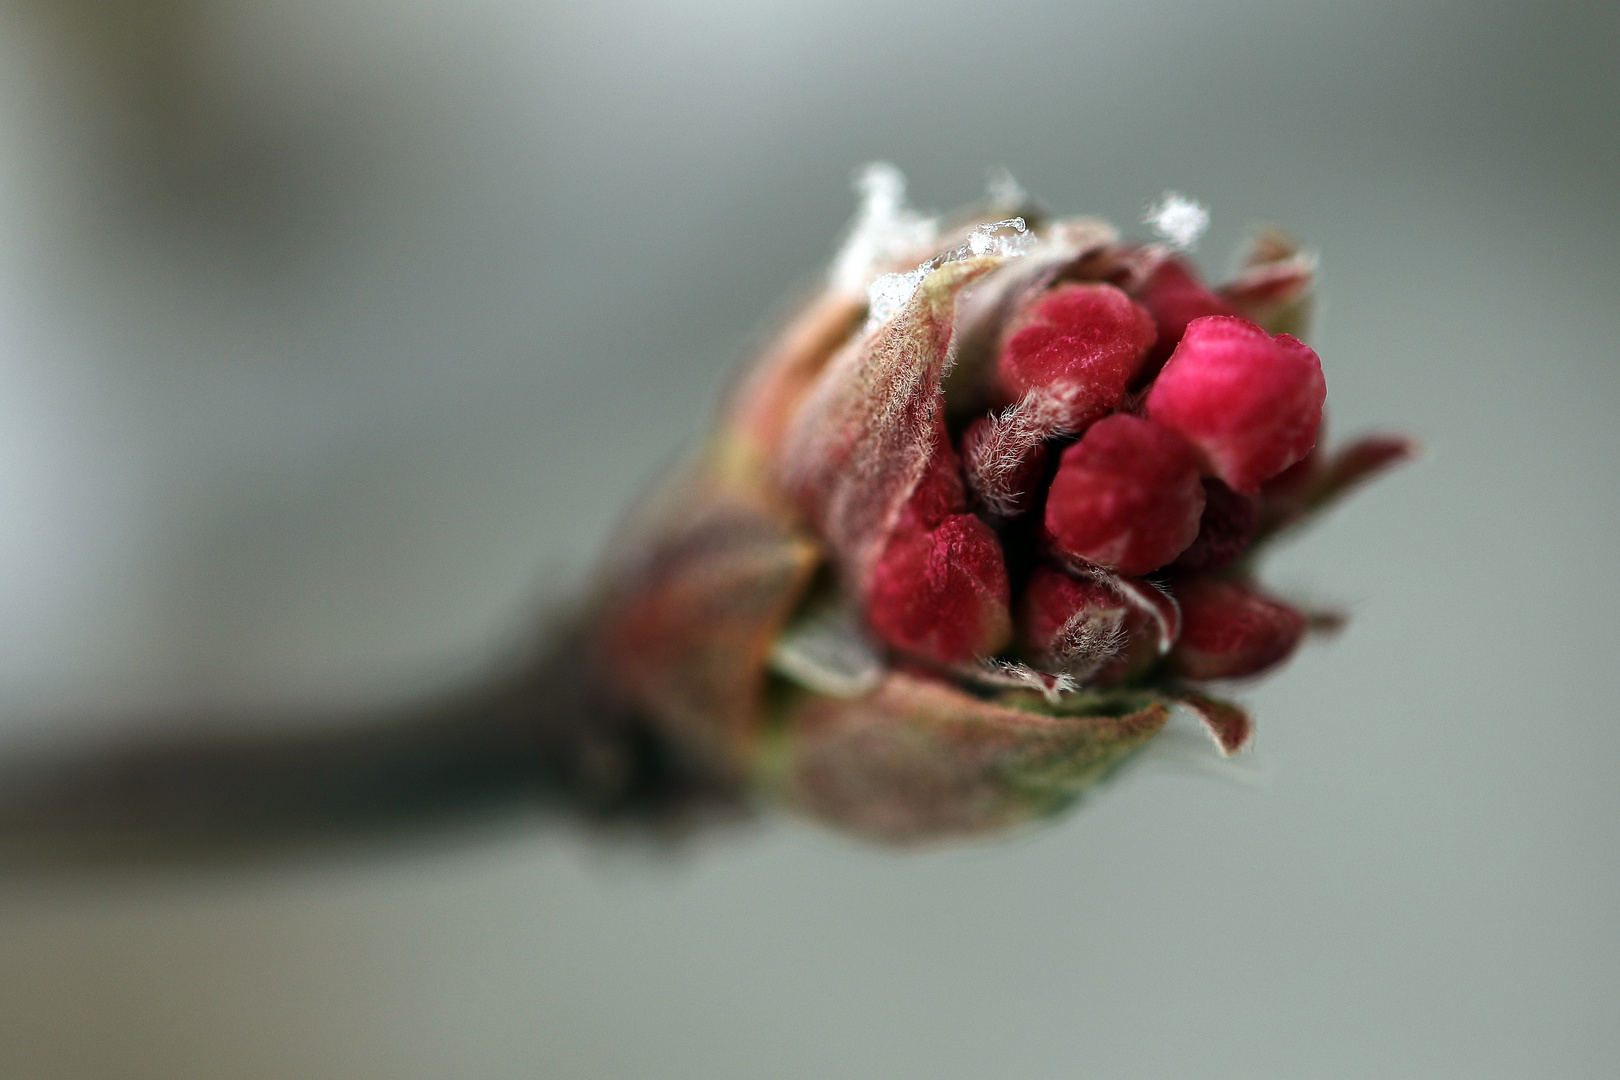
[1146, 315, 1326, 494]
[583, 169, 1409, 843]
[1167, 577, 1307, 681]
[1044, 414, 1206, 576]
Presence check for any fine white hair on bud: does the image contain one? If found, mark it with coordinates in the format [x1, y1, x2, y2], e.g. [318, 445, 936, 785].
[1145, 191, 1211, 251]
[830, 162, 941, 295]
[971, 659, 1078, 705]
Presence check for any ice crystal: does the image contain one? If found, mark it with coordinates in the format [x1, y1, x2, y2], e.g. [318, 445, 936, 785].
[1145, 191, 1210, 251]
[865, 266, 931, 328]
[964, 217, 1032, 259]
[829, 162, 940, 294]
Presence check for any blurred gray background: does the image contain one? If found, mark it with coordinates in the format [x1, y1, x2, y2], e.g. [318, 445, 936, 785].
[0, 0, 1615, 1075]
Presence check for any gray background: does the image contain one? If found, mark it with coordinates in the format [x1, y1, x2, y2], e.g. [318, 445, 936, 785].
[0, 0, 1616, 1075]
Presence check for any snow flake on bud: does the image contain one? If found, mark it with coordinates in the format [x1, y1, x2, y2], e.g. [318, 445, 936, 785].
[1145, 191, 1210, 251]
[1146, 315, 1326, 494]
[868, 218, 1033, 329]
[866, 266, 932, 327]
[831, 162, 940, 296]
[965, 218, 1032, 259]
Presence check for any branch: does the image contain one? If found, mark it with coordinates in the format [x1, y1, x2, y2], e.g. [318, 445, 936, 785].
[0, 621, 747, 869]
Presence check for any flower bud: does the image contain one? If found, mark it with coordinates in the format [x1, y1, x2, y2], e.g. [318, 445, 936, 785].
[1171, 479, 1260, 573]
[1044, 413, 1206, 575]
[960, 413, 1049, 518]
[1136, 255, 1238, 380]
[867, 515, 1012, 664]
[994, 282, 1157, 430]
[1017, 565, 1130, 677]
[1167, 577, 1307, 680]
[864, 424, 1013, 663]
[584, 167, 1408, 842]
[1146, 315, 1326, 494]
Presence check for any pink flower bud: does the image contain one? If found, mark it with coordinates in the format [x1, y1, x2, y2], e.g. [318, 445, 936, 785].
[858, 418, 1015, 665]
[584, 171, 1408, 842]
[994, 282, 1157, 430]
[1135, 255, 1238, 381]
[1044, 413, 1206, 575]
[1145, 315, 1326, 494]
[898, 429, 971, 530]
[1018, 566, 1183, 689]
[867, 513, 1012, 665]
[1170, 479, 1260, 573]
[1167, 577, 1307, 680]
[1017, 565, 1130, 676]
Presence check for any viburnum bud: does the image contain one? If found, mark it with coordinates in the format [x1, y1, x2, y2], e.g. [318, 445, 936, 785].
[1167, 577, 1308, 680]
[866, 435, 1012, 663]
[1146, 315, 1327, 494]
[1043, 413, 1206, 576]
[584, 168, 1412, 843]
[1017, 566, 1130, 679]
[1171, 479, 1260, 573]
[1134, 255, 1239, 380]
[993, 283, 1157, 430]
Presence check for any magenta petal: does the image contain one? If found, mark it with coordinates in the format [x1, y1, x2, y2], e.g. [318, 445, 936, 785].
[1145, 315, 1326, 494]
[1044, 414, 1206, 575]
[1017, 565, 1130, 676]
[994, 282, 1157, 431]
[1136, 255, 1238, 380]
[1167, 577, 1307, 681]
[867, 514, 1012, 664]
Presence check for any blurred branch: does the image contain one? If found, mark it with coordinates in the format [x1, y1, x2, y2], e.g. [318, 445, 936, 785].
[0, 621, 747, 869]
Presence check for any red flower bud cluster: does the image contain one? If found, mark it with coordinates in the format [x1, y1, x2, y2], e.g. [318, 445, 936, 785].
[591, 174, 1412, 842]
[858, 250, 1329, 693]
